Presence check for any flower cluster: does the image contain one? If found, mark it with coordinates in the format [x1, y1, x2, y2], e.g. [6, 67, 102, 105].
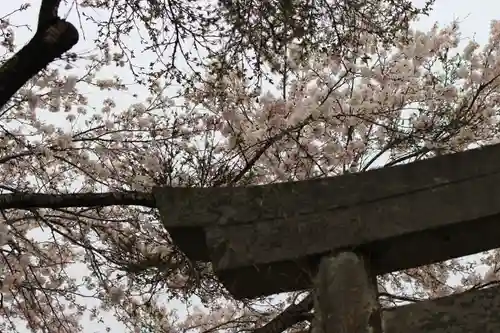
[2, 1, 500, 333]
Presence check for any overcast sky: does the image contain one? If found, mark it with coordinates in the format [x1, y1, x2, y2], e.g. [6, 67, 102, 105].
[2, 0, 500, 332]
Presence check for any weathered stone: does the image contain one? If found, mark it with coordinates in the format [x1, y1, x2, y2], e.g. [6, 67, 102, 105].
[384, 285, 500, 333]
[314, 252, 381, 333]
[154, 143, 500, 263]
[155, 143, 500, 298]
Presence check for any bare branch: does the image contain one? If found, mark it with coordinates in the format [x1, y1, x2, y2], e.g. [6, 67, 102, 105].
[253, 293, 313, 333]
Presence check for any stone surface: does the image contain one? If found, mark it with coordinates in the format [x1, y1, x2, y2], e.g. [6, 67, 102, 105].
[384, 285, 500, 333]
[154, 143, 500, 298]
[314, 252, 380, 333]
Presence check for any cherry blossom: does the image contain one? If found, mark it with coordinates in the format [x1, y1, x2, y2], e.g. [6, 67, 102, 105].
[2, 1, 500, 333]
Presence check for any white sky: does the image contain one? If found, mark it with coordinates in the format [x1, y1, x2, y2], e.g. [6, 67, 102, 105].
[2, 0, 500, 332]
[412, 0, 500, 45]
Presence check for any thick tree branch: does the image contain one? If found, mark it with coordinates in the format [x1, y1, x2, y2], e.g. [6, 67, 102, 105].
[0, 192, 155, 209]
[38, 0, 62, 30]
[253, 293, 313, 333]
[0, 0, 79, 109]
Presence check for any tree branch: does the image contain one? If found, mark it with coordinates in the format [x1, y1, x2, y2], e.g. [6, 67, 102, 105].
[0, 0, 79, 109]
[253, 293, 313, 333]
[0, 191, 155, 209]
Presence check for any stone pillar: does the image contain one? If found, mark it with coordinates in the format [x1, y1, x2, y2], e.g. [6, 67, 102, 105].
[313, 252, 381, 333]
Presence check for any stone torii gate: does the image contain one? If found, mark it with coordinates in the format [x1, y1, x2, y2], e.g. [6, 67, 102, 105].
[153, 143, 500, 333]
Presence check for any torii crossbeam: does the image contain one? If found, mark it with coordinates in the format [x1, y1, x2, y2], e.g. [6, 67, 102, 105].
[155, 143, 500, 333]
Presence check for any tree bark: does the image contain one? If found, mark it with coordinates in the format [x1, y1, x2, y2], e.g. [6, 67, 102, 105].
[0, 0, 79, 109]
[253, 293, 313, 333]
[0, 191, 155, 209]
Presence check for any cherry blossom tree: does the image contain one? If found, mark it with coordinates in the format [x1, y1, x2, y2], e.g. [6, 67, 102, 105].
[4, 0, 500, 333]
[0, 0, 79, 109]
[0, 0, 433, 109]
[184, 19, 500, 329]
